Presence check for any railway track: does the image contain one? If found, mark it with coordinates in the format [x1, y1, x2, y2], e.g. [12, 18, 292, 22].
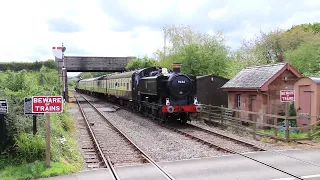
[75, 94, 175, 180]
[78, 93, 313, 180]
[151, 120, 305, 180]
[187, 123, 265, 151]
[164, 122, 266, 153]
[76, 94, 120, 179]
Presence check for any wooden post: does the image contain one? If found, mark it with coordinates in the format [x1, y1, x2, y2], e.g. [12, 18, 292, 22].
[285, 102, 289, 142]
[33, 115, 37, 135]
[45, 91, 51, 167]
[307, 115, 311, 140]
[220, 105, 224, 128]
[253, 114, 256, 140]
[273, 117, 278, 143]
[235, 111, 239, 134]
[0, 114, 4, 144]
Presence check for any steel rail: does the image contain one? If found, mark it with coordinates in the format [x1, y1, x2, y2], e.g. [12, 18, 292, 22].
[123, 103, 305, 180]
[162, 123, 304, 180]
[187, 123, 320, 168]
[81, 95, 175, 180]
[80, 93, 305, 180]
[186, 123, 266, 151]
[139, 104, 320, 169]
[75, 95, 120, 180]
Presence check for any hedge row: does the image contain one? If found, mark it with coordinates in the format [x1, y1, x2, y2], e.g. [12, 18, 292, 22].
[0, 60, 56, 72]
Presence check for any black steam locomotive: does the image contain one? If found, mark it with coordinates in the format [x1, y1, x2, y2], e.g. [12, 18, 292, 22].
[75, 64, 202, 123]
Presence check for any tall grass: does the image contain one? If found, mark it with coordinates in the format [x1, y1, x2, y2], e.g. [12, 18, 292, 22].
[14, 133, 46, 163]
[0, 66, 83, 179]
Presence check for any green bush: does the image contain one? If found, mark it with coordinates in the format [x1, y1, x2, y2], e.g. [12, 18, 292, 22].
[0, 59, 56, 72]
[60, 112, 75, 132]
[14, 133, 46, 163]
[0, 63, 83, 179]
[0, 161, 77, 180]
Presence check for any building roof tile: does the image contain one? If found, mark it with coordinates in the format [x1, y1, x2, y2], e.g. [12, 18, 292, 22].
[221, 63, 287, 89]
[309, 77, 320, 84]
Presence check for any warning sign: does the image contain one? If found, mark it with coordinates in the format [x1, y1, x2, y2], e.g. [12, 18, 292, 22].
[280, 90, 295, 102]
[32, 96, 63, 113]
[0, 99, 8, 113]
[24, 98, 43, 115]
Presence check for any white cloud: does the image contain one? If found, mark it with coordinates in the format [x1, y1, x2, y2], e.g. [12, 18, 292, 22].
[0, 0, 319, 72]
[208, 8, 227, 20]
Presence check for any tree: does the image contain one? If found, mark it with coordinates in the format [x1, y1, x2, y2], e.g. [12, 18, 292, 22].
[155, 24, 230, 77]
[231, 23, 320, 76]
[125, 56, 159, 70]
[289, 22, 320, 33]
[77, 72, 93, 79]
[285, 42, 320, 76]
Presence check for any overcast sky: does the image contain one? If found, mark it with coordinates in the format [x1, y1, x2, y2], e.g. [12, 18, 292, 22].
[1, 0, 320, 76]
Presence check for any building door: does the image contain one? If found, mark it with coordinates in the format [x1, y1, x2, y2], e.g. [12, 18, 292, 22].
[249, 95, 257, 121]
[298, 85, 311, 126]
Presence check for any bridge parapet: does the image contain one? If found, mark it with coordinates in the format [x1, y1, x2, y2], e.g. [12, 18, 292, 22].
[55, 56, 135, 72]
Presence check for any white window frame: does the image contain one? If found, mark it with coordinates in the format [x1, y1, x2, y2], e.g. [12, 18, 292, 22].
[237, 94, 241, 108]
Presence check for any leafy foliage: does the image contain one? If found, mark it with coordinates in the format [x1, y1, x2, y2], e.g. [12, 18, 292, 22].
[76, 72, 112, 80]
[0, 160, 78, 180]
[285, 42, 320, 76]
[0, 64, 83, 179]
[0, 60, 56, 72]
[178, 42, 230, 77]
[76, 72, 93, 79]
[230, 22, 320, 77]
[14, 133, 46, 162]
[289, 22, 320, 33]
[154, 24, 231, 77]
[125, 56, 159, 70]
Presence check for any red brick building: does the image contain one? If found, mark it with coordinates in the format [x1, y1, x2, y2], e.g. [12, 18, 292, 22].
[221, 63, 302, 124]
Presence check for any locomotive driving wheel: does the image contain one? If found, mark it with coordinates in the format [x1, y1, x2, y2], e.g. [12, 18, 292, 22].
[159, 112, 168, 123]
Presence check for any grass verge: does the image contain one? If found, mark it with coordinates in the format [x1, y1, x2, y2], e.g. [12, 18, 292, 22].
[0, 104, 83, 180]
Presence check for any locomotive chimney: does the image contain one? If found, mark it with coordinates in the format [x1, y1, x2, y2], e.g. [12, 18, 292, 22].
[278, 52, 284, 62]
[172, 63, 181, 73]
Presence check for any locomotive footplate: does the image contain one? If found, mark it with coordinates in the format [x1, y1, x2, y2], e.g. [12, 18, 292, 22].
[161, 105, 201, 113]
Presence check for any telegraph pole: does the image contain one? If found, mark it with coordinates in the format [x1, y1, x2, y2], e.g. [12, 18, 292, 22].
[163, 26, 167, 56]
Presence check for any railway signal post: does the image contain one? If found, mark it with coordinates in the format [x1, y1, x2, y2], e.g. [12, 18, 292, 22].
[52, 44, 67, 102]
[61, 43, 67, 102]
[32, 93, 63, 167]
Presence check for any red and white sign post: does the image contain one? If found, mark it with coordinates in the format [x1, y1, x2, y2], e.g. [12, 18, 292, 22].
[32, 96, 63, 113]
[280, 90, 295, 102]
[32, 95, 63, 167]
[280, 90, 295, 142]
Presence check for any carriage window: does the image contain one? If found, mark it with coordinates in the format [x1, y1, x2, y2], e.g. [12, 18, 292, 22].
[127, 83, 129, 90]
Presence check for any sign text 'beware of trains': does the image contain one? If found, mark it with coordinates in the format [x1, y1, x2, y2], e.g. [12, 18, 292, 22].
[280, 90, 295, 102]
[32, 96, 63, 113]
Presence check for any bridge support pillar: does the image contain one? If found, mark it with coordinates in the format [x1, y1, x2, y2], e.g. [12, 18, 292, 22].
[63, 70, 69, 102]
[58, 68, 69, 103]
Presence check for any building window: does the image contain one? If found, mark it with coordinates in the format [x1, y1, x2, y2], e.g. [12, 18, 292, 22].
[237, 94, 241, 108]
